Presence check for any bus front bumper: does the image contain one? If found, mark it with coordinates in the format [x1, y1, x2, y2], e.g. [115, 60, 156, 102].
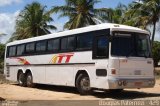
[108, 78, 155, 89]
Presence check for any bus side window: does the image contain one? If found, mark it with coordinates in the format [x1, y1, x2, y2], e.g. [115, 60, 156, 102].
[36, 40, 47, 52]
[8, 46, 16, 57]
[77, 34, 93, 50]
[26, 42, 35, 54]
[6, 47, 9, 58]
[61, 37, 68, 51]
[93, 36, 109, 59]
[60, 36, 75, 52]
[67, 36, 75, 50]
[17, 44, 25, 56]
[48, 38, 60, 52]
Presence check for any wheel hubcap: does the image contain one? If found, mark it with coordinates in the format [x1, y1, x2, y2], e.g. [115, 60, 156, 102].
[80, 77, 91, 91]
[27, 75, 32, 85]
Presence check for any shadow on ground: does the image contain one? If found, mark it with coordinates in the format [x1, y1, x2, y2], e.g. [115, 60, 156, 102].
[35, 84, 79, 94]
[14, 84, 160, 100]
[92, 90, 160, 99]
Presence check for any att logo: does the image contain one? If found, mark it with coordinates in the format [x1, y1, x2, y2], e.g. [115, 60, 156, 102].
[50, 53, 74, 64]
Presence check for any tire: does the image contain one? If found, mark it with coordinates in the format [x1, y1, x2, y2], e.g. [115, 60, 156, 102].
[26, 73, 34, 88]
[17, 71, 26, 87]
[76, 73, 92, 95]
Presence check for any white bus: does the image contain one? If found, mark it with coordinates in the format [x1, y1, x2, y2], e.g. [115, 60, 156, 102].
[4, 23, 155, 95]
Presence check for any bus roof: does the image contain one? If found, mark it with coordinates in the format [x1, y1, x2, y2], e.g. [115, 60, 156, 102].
[7, 23, 149, 46]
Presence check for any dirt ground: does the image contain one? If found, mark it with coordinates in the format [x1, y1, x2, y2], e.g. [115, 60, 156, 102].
[0, 80, 160, 101]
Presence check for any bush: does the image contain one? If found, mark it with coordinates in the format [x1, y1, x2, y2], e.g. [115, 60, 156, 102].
[155, 67, 160, 79]
[0, 62, 4, 74]
[152, 41, 160, 66]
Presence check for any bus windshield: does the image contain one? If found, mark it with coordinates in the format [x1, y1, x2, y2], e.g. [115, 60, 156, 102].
[111, 32, 151, 58]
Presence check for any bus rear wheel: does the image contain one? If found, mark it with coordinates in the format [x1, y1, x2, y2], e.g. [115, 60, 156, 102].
[17, 71, 26, 87]
[26, 73, 34, 87]
[76, 73, 92, 95]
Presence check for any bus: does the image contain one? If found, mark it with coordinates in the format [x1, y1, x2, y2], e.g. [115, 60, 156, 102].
[4, 23, 155, 95]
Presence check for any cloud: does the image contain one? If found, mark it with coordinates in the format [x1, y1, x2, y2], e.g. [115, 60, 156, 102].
[0, 10, 20, 43]
[0, 0, 22, 7]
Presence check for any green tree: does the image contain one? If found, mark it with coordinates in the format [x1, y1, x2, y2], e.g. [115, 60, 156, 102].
[51, 0, 108, 29]
[123, 0, 160, 46]
[152, 41, 160, 66]
[102, 3, 127, 24]
[10, 2, 57, 41]
[0, 44, 5, 74]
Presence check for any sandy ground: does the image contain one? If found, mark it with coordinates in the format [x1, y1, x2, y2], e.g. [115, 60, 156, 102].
[0, 80, 160, 101]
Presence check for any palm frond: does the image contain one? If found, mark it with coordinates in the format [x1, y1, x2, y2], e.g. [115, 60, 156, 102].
[11, 1, 57, 40]
[51, 0, 107, 29]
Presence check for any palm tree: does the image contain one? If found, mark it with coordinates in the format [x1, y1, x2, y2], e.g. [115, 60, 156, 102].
[101, 3, 128, 24]
[123, 0, 160, 46]
[10, 2, 56, 41]
[51, 0, 108, 30]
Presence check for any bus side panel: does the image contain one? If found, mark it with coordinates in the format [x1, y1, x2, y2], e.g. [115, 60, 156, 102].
[90, 68, 109, 89]
[45, 65, 74, 86]
[5, 57, 19, 82]
[7, 66, 18, 82]
[28, 66, 46, 84]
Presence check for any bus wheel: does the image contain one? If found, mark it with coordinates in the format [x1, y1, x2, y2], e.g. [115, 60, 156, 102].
[76, 73, 92, 95]
[17, 71, 26, 87]
[26, 73, 34, 87]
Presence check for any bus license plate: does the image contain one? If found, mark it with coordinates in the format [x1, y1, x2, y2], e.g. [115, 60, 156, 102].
[134, 82, 142, 86]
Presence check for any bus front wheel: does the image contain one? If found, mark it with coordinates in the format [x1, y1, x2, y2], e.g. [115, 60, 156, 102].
[26, 73, 34, 87]
[76, 73, 92, 95]
[17, 71, 26, 87]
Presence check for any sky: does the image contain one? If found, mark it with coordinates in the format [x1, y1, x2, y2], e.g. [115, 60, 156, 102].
[0, 0, 159, 43]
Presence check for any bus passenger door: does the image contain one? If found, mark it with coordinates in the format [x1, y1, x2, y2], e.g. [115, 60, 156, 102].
[92, 35, 109, 87]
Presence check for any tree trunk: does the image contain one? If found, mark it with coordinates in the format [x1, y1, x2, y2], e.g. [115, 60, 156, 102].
[151, 22, 156, 48]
